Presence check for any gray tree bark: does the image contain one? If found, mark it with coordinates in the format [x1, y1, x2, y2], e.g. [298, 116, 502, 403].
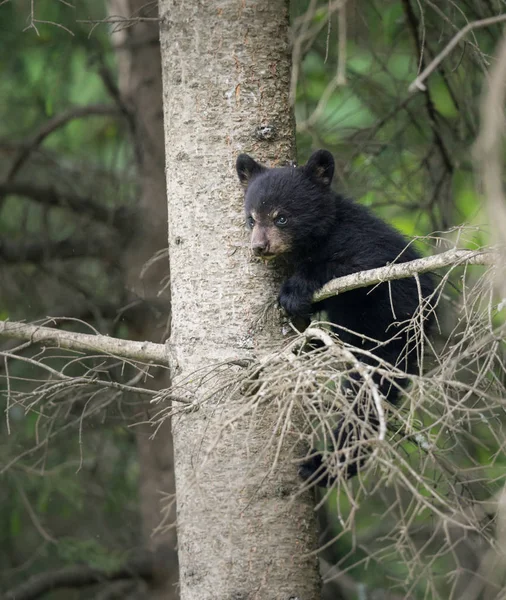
[159, 1, 321, 599]
[107, 2, 178, 598]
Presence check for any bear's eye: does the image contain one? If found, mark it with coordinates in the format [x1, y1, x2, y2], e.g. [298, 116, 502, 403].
[274, 215, 288, 227]
[246, 215, 255, 229]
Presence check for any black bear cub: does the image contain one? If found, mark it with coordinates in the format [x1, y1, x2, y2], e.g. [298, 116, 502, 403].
[236, 150, 434, 485]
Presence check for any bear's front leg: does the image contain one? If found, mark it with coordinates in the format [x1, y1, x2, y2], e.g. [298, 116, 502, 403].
[278, 274, 320, 319]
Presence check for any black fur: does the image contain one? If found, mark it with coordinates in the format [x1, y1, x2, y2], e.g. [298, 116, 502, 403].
[236, 150, 434, 485]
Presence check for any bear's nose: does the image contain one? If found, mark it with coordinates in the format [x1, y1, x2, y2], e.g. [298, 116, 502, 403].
[252, 243, 269, 256]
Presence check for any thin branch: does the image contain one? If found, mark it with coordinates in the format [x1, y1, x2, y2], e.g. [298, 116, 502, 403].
[78, 16, 160, 24]
[290, 0, 345, 103]
[337, 0, 347, 85]
[5, 104, 120, 182]
[0, 350, 163, 398]
[97, 62, 139, 162]
[408, 13, 506, 92]
[402, 0, 453, 174]
[15, 480, 56, 544]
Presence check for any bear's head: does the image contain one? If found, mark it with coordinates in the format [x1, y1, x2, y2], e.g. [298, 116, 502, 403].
[236, 150, 336, 260]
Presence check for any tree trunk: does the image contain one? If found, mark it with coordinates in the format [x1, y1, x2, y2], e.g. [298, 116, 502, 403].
[107, 2, 178, 598]
[158, 1, 321, 599]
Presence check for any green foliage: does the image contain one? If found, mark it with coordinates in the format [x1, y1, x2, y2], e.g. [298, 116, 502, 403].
[293, 0, 502, 245]
[0, 0, 123, 166]
[57, 538, 126, 571]
[0, 2, 143, 594]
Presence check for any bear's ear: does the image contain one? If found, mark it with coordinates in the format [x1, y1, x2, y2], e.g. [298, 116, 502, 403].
[236, 154, 265, 188]
[304, 150, 335, 187]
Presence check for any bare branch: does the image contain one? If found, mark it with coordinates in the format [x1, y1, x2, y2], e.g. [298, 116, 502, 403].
[0, 321, 169, 365]
[78, 15, 159, 25]
[336, 1, 347, 85]
[408, 13, 506, 92]
[313, 248, 496, 302]
[0, 350, 163, 398]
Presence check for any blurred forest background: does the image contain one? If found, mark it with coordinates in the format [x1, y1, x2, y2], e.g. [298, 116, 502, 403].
[1, 0, 505, 599]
